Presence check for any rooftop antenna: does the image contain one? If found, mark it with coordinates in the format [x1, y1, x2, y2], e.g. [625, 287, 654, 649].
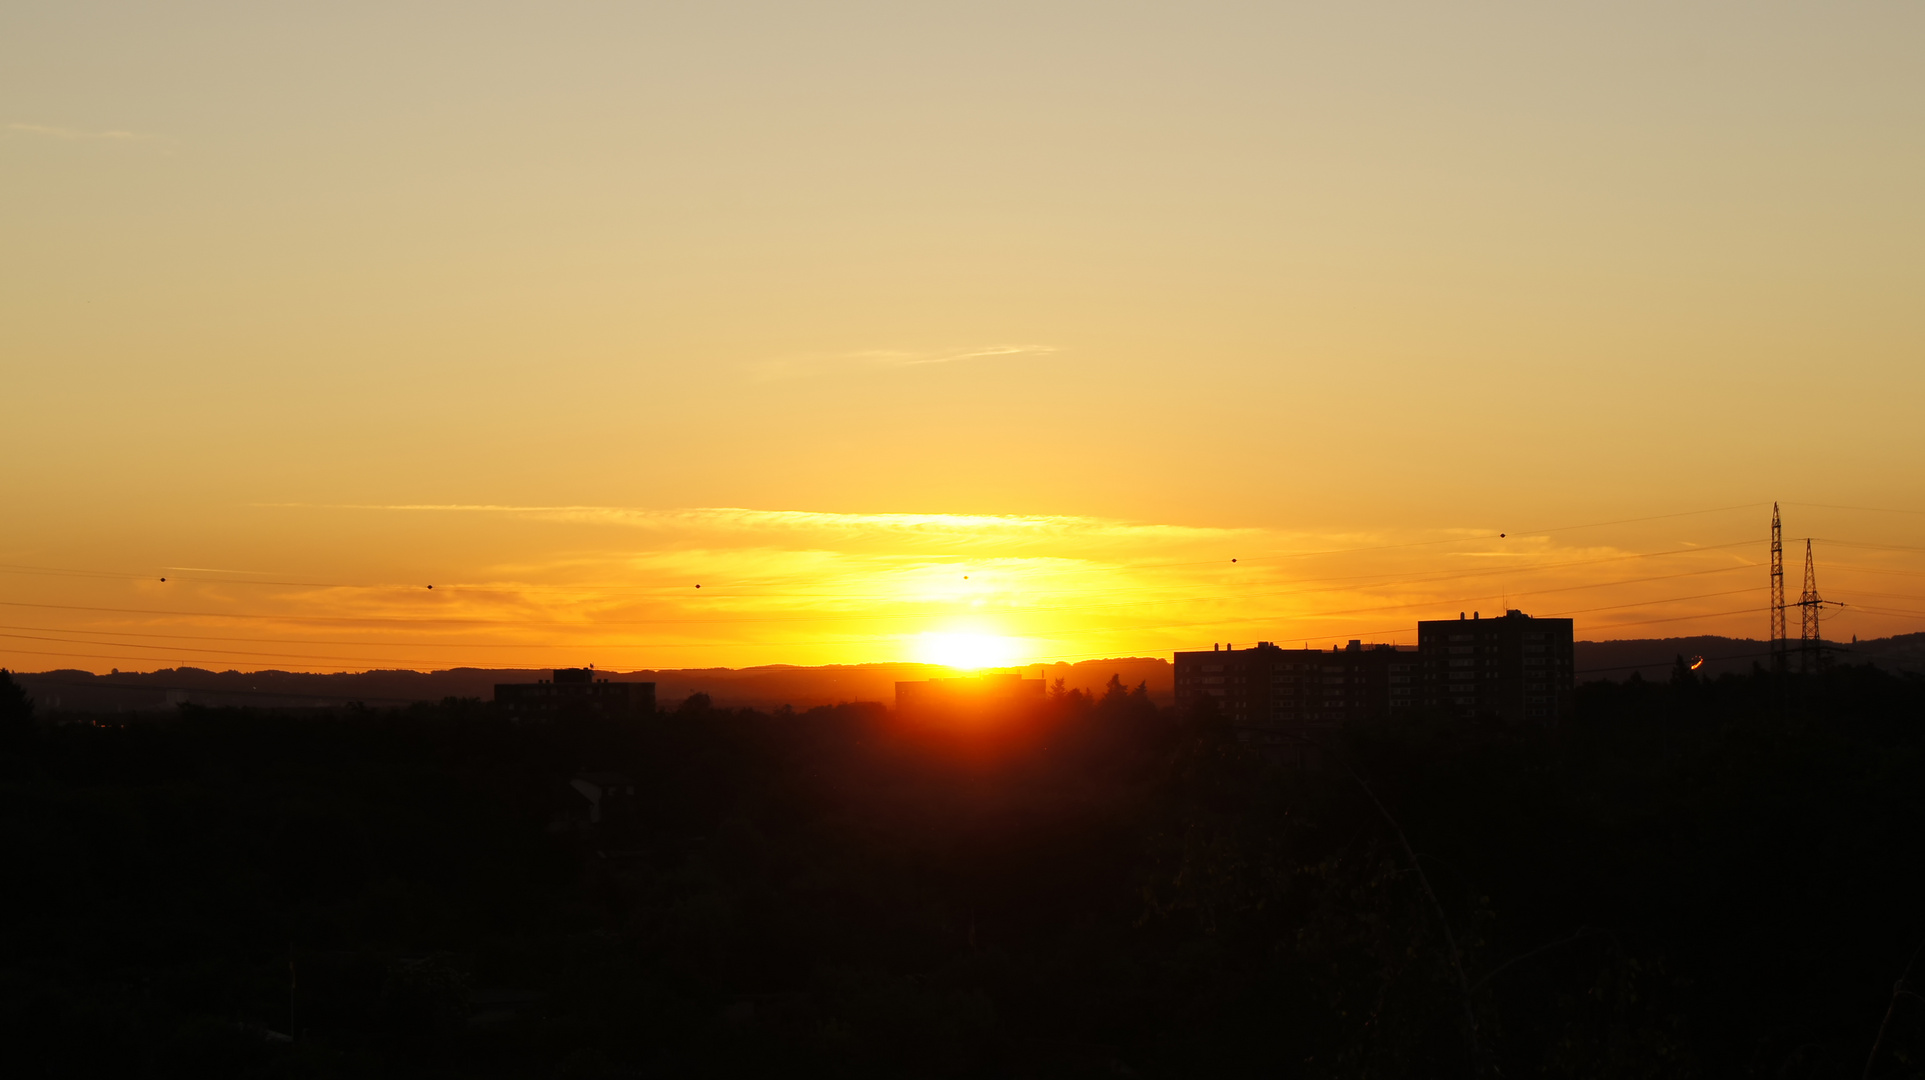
[1770, 503, 1787, 673]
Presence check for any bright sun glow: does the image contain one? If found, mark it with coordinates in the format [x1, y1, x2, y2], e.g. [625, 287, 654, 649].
[917, 632, 1021, 670]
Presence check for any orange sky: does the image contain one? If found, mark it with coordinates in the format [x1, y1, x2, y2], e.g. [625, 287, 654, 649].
[3, 502, 1921, 673]
[4, 4, 1923, 673]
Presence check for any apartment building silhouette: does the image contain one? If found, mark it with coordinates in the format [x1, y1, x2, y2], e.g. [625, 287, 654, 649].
[1173, 609, 1574, 736]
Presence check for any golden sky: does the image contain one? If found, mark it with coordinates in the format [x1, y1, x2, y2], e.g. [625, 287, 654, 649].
[4, 3, 1923, 672]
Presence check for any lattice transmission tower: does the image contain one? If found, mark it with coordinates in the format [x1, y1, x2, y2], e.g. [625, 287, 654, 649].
[1796, 538, 1844, 672]
[1799, 539, 1820, 671]
[1770, 502, 1786, 672]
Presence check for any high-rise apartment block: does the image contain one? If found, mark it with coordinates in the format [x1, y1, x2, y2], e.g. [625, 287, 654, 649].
[1417, 609, 1574, 723]
[1171, 640, 1422, 728]
[495, 668, 657, 721]
[1173, 610, 1575, 737]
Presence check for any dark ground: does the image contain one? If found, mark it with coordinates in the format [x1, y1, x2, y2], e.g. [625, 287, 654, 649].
[2, 665, 1923, 1078]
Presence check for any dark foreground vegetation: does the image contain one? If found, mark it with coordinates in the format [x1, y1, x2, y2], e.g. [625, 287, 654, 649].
[2, 664, 1923, 1078]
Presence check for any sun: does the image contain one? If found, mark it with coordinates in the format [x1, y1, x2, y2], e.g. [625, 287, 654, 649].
[918, 632, 1020, 670]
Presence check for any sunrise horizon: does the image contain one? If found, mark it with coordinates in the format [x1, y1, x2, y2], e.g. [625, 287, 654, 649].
[10, 5, 1925, 1071]
[6, 497, 1919, 678]
[10, 4, 1924, 680]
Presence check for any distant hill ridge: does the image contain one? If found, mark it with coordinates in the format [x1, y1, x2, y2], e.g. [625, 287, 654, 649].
[13, 657, 1172, 715]
[14, 635, 1922, 714]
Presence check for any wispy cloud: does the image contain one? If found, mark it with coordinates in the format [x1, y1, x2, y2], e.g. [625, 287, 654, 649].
[862, 344, 1057, 368]
[752, 344, 1056, 381]
[253, 503, 1245, 546]
[29, 500, 1782, 672]
[8, 122, 156, 142]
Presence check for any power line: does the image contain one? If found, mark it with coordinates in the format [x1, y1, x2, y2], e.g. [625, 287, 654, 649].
[1565, 643, 1899, 676]
[1509, 501, 1767, 535]
[1784, 502, 1925, 516]
[1830, 591, 1925, 605]
[1582, 606, 1765, 631]
[1847, 604, 1925, 620]
[1244, 501, 1765, 561]
[1547, 588, 1759, 618]
[1812, 539, 1925, 555]
[1816, 563, 1925, 580]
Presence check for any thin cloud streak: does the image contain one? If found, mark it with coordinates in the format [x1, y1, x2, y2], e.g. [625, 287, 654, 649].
[252, 503, 1247, 543]
[0, 509, 1800, 672]
[751, 344, 1056, 381]
[885, 344, 1057, 367]
[9, 122, 155, 141]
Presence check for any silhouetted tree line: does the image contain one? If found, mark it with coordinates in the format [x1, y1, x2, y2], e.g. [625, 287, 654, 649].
[0, 664, 1922, 1078]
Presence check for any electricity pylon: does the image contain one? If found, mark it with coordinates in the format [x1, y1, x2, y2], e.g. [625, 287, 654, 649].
[1796, 538, 1843, 672]
[1770, 503, 1786, 673]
